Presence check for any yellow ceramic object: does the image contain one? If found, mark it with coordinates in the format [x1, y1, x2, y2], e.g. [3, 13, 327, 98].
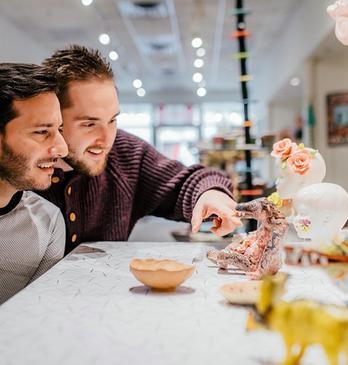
[129, 258, 195, 290]
[219, 281, 261, 305]
[248, 273, 348, 365]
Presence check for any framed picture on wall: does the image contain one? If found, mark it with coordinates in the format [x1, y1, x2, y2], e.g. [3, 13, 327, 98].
[327, 93, 348, 145]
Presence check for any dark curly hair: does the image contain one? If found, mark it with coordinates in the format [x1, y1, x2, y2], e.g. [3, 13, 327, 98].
[0, 63, 57, 133]
[43, 45, 114, 108]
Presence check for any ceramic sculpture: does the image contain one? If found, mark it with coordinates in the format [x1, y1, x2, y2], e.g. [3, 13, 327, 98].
[247, 273, 348, 365]
[292, 182, 348, 251]
[207, 198, 288, 279]
[269, 139, 326, 207]
[328, 0, 348, 45]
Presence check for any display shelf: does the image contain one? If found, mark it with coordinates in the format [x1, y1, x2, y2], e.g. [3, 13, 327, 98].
[198, 140, 270, 205]
[196, 141, 268, 153]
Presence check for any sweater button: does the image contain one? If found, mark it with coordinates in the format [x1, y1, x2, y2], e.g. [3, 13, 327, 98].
[69, 212, 76, 222]
[51, 176, 60, 183]
[71, 234, 77, 243]
[67, 186, 72, 195]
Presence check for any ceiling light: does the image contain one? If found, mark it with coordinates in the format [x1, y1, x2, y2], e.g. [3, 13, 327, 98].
[196, 48, 206, 57]
[192, 72, 203, 83]
[191, 37, 203, 48]
[99, 33, 110, 45]
[81, 0, 94, 5]
[290, 77, 300, 86]
[133, 79, 142, 88]
[133, 2, 162, 10]
[137, 88, 146, 97]
[109, 51, 119, 61]
[197, 87, 207, 97]
[194, 59, 204, 68]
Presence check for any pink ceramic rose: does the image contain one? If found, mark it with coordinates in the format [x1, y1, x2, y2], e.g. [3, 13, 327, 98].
[287, 149, 312, 175]
[271, 138, 295, 160]
[327, 0, 348, 18]
[327, 0, 348, 46]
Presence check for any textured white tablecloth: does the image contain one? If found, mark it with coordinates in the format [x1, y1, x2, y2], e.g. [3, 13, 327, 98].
[0, 241, 347, 365]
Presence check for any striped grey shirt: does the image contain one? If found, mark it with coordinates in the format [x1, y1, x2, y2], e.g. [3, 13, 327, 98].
[0, 191, 65, 304]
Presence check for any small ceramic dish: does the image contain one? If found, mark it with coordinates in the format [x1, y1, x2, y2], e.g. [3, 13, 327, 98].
[130, 258, 195, 291]
[219, 281, 261, 305]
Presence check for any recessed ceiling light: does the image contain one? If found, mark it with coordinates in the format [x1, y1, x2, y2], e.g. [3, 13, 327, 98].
[192, 72, 203, 83]
[137, 88, 146, 97]
[197, 87, 207, 97]
[194, 59, 204, 68]
[196, 48, 206, 57]
[290, 77, 300, 86]
[133, 2, 161, 10]
[109, 51, 119, 61]
[99, 33, 110, 45]
[133, 79, 142, 88]
[81, 0, 93, 5]
[191, 37, 203, 48]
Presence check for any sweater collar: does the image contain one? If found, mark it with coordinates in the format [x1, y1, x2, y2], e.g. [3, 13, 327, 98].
[0, 191, 23, 216]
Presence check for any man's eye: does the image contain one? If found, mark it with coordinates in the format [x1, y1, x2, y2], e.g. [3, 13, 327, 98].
[58, 127, 64, 134]
[83, 123, 95, 128]
[34, 130, 48, 135]
[109, 118, 117, 124]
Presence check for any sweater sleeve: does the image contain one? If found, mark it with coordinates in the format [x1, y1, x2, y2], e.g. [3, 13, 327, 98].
[123, 133, 233, 222]
[30, 211, 65, 282]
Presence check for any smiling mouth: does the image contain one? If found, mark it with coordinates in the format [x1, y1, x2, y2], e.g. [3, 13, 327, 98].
[86, 147, 104, 156]
[37, 159, 57, 171]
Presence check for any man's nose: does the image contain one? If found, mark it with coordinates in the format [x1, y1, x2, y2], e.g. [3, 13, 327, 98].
[95, 125, 108, 145]
[49, 132, 68, 158]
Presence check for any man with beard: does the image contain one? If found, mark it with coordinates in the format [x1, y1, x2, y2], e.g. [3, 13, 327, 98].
[41, 45, 242, 254]
[0, 63, 68, 304]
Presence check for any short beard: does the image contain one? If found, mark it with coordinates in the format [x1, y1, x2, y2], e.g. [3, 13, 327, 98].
[63, 152, 108, 177]
[0, 140, 48, 190]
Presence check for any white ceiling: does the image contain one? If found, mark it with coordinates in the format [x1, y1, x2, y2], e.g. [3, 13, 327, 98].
[271, 29, 348, 107]
[0, 0, 302, 101]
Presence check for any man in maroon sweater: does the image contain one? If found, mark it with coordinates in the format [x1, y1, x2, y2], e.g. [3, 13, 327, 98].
[40, 45, 241, 254]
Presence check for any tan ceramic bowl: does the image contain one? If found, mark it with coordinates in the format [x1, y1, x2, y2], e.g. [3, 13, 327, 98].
[130, 258, 195, 290]
[219, 281, 261, 305]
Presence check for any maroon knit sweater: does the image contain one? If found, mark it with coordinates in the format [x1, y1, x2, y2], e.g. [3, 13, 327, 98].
[39, 130, 233, 254]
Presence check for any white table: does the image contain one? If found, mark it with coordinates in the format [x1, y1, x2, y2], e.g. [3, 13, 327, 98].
[0, 241, 347, 365]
